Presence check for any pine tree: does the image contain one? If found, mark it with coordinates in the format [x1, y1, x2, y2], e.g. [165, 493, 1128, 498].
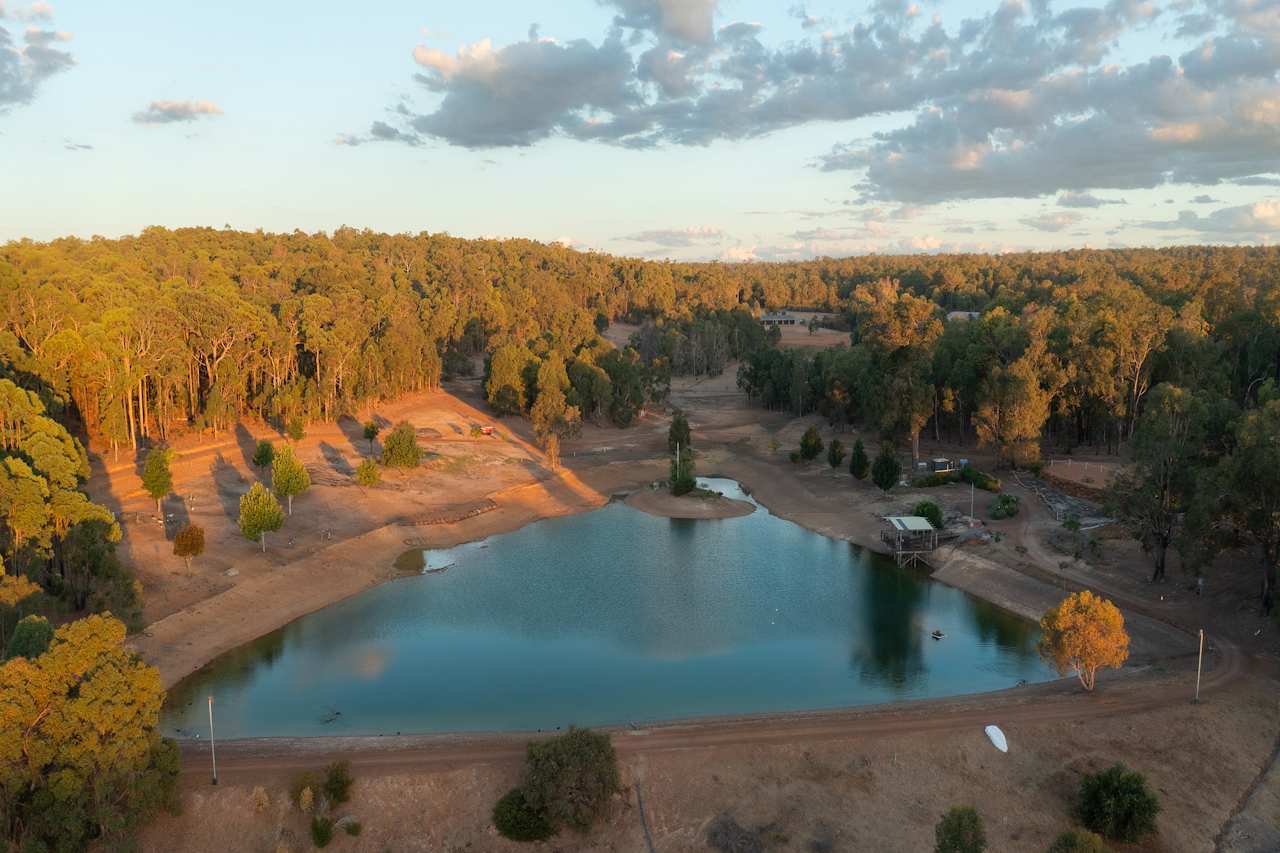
[271, 444, 310, 515]
[141, 448, 173, 515]
[827, 438, 845, 468]
[849, 438, 869, 480]
[872, 443, 902, 492]
[381, 422, 421, 468]
[239, 482, 284, 551]
[668, 411, 691, 453]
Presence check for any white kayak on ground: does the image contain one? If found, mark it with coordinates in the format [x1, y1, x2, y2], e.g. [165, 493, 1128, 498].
[985, 725, 1008, 753]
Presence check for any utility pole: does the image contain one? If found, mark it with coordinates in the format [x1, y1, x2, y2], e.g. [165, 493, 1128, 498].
[969, 482, 975, 526]
[1194, 629, 1204, 703]
[208, 695, 218, 785]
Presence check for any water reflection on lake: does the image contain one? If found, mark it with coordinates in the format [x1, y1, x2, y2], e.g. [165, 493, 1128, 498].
[165, 478, 1051, 737]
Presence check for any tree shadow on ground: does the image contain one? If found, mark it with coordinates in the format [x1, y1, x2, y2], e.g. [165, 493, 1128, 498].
[319, 441, 354, 476]
[234, 422, 267, 478]
[160, 493, 191, 541]
[210, 452, 249, 524]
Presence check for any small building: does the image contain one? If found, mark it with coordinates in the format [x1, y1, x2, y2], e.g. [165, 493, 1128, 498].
[881, 516, 939, 567]
[761, 311, 798, 326]
[946, 310, 981, 322]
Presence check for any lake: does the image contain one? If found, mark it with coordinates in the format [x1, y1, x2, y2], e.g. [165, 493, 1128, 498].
[163, 479, 1054, 738]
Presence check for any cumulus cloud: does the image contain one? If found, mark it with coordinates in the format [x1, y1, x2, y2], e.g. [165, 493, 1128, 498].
[132, 99, 223, 124]
[1057, 191, 1124, 208]
[352, 0, 1280, 215]
[602, 0, 719, 44]
[0, 9, 73, 112]
[1192, 193, 1218, 203]
[1021, 211, 1084, 232]
[621, 225, 724, 247]
[1137, 198, 1280, 236]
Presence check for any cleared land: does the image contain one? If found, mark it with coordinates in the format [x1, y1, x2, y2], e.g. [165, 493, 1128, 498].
[90, 364, 1280, 852]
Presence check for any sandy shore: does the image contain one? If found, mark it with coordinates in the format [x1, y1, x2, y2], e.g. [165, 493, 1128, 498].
[624, 486, 756, 519]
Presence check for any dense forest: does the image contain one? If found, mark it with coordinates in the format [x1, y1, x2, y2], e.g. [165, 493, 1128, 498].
[2, 229, 1280, 618]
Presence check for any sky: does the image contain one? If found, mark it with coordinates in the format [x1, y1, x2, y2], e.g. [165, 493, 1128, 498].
[2, 0, 1279, 260]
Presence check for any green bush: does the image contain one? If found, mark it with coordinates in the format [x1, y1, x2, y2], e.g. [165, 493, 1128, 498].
[872, 443, 902, 492]
[523, 727, 620, 833]
[988, 493, 1020, 519]
[849, 439, 869, 480]
[1047, 829, 1108, 852]
[912, 471, 959, 488]
[381, 421, 421, 468]
[960, 465, 1002, 492]
[310, 815, 334, 848]
[912, 501, 944, 530]
[827, 439, 845, 468]
[322, 761, 354, 805]
[354, 458, 380, 488]
[799, 425, 824, 461]
[493, 787, 555, 842]
[252, 439, 275, 468]
[286, 417, 305, 442]
[344, 821, 362, 837]
[935, 805, 986, 853]
[1077, 764, 1160, 842]
[5, 614, 53, 660]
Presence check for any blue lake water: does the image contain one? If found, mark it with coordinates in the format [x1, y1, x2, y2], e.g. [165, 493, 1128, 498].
[163, 479, 1054, 738]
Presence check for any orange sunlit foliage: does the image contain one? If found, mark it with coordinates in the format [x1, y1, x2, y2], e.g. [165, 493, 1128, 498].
[1037, 590, 1130, 691]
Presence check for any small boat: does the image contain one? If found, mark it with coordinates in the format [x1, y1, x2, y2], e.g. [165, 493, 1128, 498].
[425, 564, 452, 575]
[985, 725, 1009, 753]
[931, 630, 946, 640]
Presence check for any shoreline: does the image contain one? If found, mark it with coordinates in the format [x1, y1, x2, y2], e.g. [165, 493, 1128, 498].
[145, 453, 1195, 719]
[623, 485, 756, 519]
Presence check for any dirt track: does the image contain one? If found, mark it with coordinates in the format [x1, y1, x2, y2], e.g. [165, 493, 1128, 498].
[184, 637, 1243, 784]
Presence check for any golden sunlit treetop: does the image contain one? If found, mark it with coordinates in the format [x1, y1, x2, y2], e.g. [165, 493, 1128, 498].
[1037, 590, 1130, 692]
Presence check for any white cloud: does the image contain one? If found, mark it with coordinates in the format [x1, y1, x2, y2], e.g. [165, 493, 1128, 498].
[132, 99, 223, 124]
[1137, 198, 1280, 236]
[621, 225, 724, 247]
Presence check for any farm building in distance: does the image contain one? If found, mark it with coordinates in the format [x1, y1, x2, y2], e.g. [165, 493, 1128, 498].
[880, 516, 940, 567]
[761, 311, 798, 326]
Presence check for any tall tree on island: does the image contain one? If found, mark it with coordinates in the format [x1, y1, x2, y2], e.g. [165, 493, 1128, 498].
[668, 410, 691, 454]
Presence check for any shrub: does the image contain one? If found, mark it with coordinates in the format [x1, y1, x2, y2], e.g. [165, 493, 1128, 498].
[322, 761, 354, 805]
[522, 726, 620, 833]
[250, 785, 270, 814]
[935, 806, 986, 853]
[344, 821, 362, 837]
[381, 421, 421, 468]
[310, 815, 334, 848]
[912, 501, 944, 530]
[286, 417, 305, 442]
[988, 493, 1020, 519]
[849, 439, 869, 480]
[827, 439, 845, 468]
[1047, 829, 1108, 852]
[1077, 764, 1160, 842]
[789, 451, 801, 464]
[872, 443, 902, 492]
[252, 439, 275, 468]
[799, 425, 824, 461]
[912, 471, 959, 488]
[290, 772, 320, 811]
[354, 458, 380, 488]
[493, 787, 555, 842]
[960, 465, 1002, 492]
[5, 614, 53, 660]
[298, 787, 314, 814]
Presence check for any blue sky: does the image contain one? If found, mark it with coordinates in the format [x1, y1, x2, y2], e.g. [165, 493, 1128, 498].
[2, 0, 1279, 259]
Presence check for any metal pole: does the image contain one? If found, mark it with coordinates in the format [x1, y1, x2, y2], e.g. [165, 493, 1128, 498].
[1194, 629, 1204, 703]
[970, 482, 974, 526]
[208, 695, 218, 785]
